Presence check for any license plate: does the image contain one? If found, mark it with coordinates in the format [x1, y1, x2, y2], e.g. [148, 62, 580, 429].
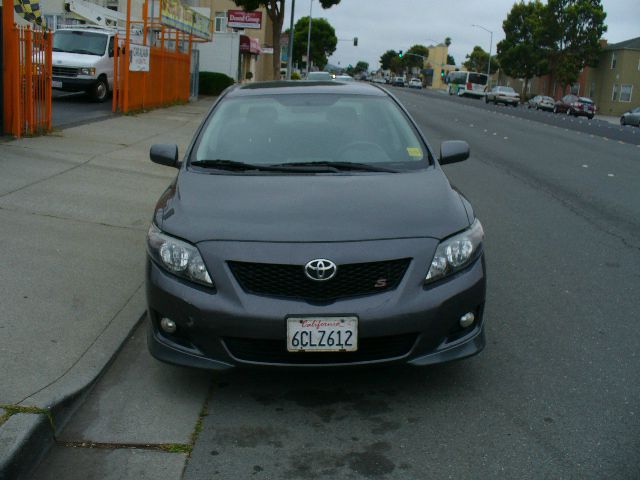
[287, 317, 358, 352]
[52, 80, 62, 88]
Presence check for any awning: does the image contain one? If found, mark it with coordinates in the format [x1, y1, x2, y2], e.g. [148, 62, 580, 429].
[240, 35, 262, 55]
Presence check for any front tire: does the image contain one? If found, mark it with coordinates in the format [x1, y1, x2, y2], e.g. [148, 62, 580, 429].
[91, 77, 109, 103]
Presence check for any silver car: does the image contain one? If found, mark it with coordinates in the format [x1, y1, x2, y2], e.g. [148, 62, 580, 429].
[528, 95, 555, 112]
[620, 107, 640, 127]
[485, 86, 520, 106]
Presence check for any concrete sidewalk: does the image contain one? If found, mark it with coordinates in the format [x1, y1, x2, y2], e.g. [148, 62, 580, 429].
[0, 98, 215, 478]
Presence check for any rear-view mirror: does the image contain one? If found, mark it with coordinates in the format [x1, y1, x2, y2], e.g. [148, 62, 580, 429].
[440, 140, 470, 165]
[150, 144, 179, 168]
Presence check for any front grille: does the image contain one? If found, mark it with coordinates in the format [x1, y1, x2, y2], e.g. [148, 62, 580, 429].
[228, 258, 411, 302]
[52, 66, 79, 77]
[224, 334, 418, 365]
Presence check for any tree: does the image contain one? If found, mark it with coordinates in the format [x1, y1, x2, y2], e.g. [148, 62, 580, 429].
[444, 37, 452, 47]
[542, 0, 607, 93]
[464, 46, 500, 74]
[447, 54, 455, 65]
[354, 61, 369, 74]
[497, 0, 548, 97]
[291, 16, 337, 70]
[389, 56, 404, 74]
[404, 44, 429, 70]
[233, 0, 342, 79]
[379, 50, 398, 70]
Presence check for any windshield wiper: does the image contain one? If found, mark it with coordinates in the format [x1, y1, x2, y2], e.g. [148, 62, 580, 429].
[272, 161, 397, 173]
[190, 159, 305, 172]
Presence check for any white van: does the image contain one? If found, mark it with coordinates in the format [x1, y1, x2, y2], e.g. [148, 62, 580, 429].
[52, 26, 115, 102]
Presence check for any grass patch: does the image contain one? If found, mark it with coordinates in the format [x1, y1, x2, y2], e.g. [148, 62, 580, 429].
[0, 404, 55, 430]
[160, 443, 192, 454]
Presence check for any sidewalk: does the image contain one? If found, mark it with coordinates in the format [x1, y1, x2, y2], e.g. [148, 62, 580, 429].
[0, 98, 215, 478]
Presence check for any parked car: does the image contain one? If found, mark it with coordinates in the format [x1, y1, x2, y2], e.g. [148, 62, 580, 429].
[553, 95, 595, 119]
[52, 26, 116, 102]
[306, 71, 333, 81]
[620, 107, 640, 126]
[392, 76, 406, 86]
[485, 86, 520, 106]
[528, 95, 555, 111]
[408, 78, 423, 89]
[145, 81, 486, 370]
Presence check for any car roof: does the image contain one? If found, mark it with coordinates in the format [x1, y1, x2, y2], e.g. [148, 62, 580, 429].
[226, 81, 387, 97]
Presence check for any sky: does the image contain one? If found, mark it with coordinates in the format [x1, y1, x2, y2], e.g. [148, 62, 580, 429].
[283, 0, 640, 71]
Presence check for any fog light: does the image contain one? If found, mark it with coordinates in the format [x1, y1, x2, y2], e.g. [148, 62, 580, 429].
[459, 312, 475, 328]
[160, 317, 177, 333]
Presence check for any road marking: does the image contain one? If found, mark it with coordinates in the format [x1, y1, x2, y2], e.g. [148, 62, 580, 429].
[484, 129, 488, 133]
[504, 136, 508, 140]
[470, 124, 474, 127]
[492, 132, 497, 136]
[608, 173, 615, 177]
[582, 164, 588, 168]
[603, 137, 609, 141]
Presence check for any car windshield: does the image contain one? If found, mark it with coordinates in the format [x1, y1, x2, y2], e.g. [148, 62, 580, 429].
[542, 96, 554, 102]
[500, 87, 516, 93]
[192, 93, 429, 172]
[53, 30, 108, 56]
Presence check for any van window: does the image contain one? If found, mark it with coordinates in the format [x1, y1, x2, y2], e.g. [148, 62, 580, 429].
[53, 30, 109, 56]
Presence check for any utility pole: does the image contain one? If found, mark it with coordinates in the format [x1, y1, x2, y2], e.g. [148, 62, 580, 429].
[286, 0, 296, 80]
[305, 0, 313, 76]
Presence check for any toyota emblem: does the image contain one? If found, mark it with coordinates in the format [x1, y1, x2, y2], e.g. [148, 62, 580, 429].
[304, 259, 337, 281]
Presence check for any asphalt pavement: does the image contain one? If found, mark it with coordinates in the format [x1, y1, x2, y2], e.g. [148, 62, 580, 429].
[10, 87, 640, 480]
[52, 91, 116, 129]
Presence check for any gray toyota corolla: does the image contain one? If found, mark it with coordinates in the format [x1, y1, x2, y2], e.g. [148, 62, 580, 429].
[145, 81, 486, 369]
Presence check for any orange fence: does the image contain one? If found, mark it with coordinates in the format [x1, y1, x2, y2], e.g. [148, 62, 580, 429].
[113, 35, 191, 113]
[112, 0, 196, 114]
[2, 23, 52, 137]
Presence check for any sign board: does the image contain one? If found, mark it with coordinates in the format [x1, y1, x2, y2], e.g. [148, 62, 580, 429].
[129, 44, 150, 72]
[161, 0, 212, 40]
[227, 10, 262, 29]
[261, 47, 274, 54]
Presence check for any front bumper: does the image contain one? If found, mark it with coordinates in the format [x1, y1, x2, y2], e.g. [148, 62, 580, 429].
[52, 76, 98, 91]
[146, 241, 487, 370]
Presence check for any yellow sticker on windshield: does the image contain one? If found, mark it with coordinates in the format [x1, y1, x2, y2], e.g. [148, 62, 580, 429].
[407, 147, 423, 158]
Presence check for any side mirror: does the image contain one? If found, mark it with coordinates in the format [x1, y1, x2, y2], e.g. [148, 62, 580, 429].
[439, 140, 470, 165]
[150, 144, 179, 168]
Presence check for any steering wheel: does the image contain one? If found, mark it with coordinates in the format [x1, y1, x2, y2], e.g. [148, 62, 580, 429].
[336, 141, 390, 162]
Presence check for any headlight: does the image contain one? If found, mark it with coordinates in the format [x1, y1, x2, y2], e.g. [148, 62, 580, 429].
[147, 224, 214, 287]
[425, 219, 484, 284]
[80, 67, 96, 76]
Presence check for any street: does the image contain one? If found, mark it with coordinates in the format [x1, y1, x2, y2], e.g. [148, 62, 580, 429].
[52, 91, 115, 129]
[30, 88, 640, 480]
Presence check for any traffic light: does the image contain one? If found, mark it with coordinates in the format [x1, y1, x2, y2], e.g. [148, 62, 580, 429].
[353, 37, 358, 47]
[441, 70, 445, 79]
[399, 50, 403, 58]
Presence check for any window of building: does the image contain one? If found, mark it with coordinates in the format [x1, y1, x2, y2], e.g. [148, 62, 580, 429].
[214, 12, 227, 33]
[612, 84, 619, 101]
[610, 52, 616, 69]
[570, 83, 580, 95]
[620, 85, 633, 102]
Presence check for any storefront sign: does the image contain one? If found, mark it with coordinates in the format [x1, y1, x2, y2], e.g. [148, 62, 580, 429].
[129, 44, 150, 72]
[228, 10, 262, 29]
[161, 0, 212, 41]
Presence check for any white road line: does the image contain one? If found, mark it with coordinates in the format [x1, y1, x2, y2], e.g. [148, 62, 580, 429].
[608, 173, 615, 177]
[582, 164, 588, 168]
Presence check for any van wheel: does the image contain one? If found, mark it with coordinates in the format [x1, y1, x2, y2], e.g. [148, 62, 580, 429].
[91, 77, 109, 102]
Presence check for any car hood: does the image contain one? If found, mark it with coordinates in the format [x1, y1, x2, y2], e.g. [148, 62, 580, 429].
[157, 168, 471, 243]
[52, 51, 101, 67]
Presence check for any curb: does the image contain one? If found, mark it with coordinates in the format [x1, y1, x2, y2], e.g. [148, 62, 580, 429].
[0, 286, 147, 480]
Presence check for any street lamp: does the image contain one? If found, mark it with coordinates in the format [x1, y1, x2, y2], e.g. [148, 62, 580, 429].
[471, 24, 493, 82]
[306, 0, 313, 77]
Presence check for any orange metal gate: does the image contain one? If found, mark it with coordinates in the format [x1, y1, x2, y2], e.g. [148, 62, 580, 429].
[112, 0, 194, 114]
[2, 9, 52, 137]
